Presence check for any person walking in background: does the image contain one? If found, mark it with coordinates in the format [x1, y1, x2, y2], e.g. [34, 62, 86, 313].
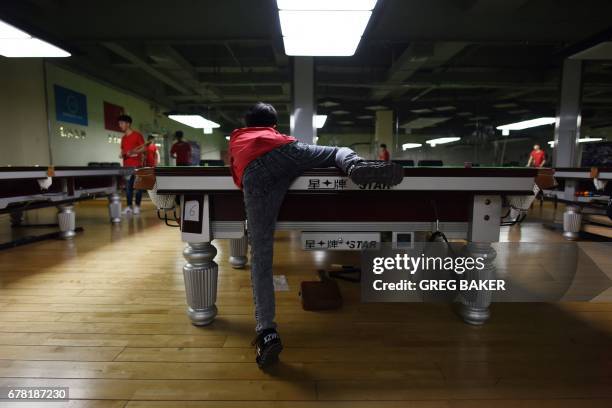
[170, 131, 192, 166]
[118, 114, 145, 215]
[378, 143, 390, 161]
[145, 135, 160, 167]
[526, 143, 547, 168]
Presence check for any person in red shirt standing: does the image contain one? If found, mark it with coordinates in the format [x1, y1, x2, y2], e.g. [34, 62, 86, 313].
[378, 143, 390, 161]
[170, 131, 192, 166]
[119, 114, 145, 215]
[229, 102, 403, 368]
[144, 135, 160, 167]
[527, 144, 547, 168]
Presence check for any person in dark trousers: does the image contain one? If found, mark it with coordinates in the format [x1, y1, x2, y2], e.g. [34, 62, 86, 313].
[119, 114, 145, 215]
[170, 131, 192, 166]
[378, 143, 390, 161]
[228, 102, 404, 368]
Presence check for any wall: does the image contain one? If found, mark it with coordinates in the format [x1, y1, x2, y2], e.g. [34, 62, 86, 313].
[0, 59, 50, 166]
[45, 63, 227, 165]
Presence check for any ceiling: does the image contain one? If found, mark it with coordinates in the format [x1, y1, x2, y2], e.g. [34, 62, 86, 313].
[1, 0, 612, 139]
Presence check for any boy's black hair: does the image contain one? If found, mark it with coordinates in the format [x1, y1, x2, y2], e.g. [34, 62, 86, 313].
[117, 114, 133, 124]
[245, 102, 278, 127]
[380, 143, 387, 148]
[175, 130, 184, 140]
[147, 135, 156, 141]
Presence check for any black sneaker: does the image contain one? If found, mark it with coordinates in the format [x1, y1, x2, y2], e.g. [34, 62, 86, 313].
[348, 160, 404, 186]
[252, 328, 283, 369]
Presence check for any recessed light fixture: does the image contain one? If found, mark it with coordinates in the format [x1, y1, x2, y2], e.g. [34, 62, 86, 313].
[402, 143, 422, 150]
[0, 19, 70, 57]
[337, 120, 354, 125]
[168, 114, 220, 129]
[493, 103, 518, 109]
[411, 108, 433, 114]
[508, 109, 530, 114]
[277, 0, 377, 56]
[277, 0, 378, 11]
[425, 137, 460, 147]
[314, 115, 327, 128]
[578, 137, 603, 143]
[356, 115, 374, 119]
[319, 100, 340, 108]
[433, 106, 456, 112]
[496, 117, 556, 131]
[364, 105, 388, 111]
[331, 110, 351, 115]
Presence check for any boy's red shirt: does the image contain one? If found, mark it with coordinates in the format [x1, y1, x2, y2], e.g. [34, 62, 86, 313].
[121, 131, 145, 167]
[229, 127, 296, 189]
[530, 149, 546, 167]
[145, 143, 158, 167]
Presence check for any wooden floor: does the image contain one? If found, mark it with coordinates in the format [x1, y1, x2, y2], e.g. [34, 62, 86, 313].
[0, 200, 611, 407]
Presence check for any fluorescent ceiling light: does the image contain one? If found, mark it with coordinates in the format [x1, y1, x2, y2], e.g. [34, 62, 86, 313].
[434, 106, 456, 112]
[426, 137, 461, 147]
[283, 36, 361, 56]
[0, 20, 30, 39]
[578, 137, 603, 143]
[279, 10, 371, 56]
[548, 141, 555, 147]
[402, 143, 422, 150]
[203, 128, 213, 134]
[508, 109, 530, 114]
[502, 129, 510, 136]
[0, 38, 70, 57]
[225, 136, 230, 141]
[0, 19, 70, 57]
[168, 114, 220, 129]
[277, 0, 378, 11]
[277, 2, 375, 56]
[338, 120, 354, 125]
[331, 110, 350, 115]
[365, 105, 388, 111]
[314, 115, 327, 128]
[496, 117, 556, 131]
[279, 10, 372, 38]
[411, 108, 433, 114]
[493, 103, 518, 109]
[356, 115, 374, 119]
[319, 100, 340, 107]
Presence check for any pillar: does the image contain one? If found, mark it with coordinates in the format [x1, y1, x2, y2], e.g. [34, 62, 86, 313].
[554, 59, 583, 168]
[291, 57, 316, 143]
[375, 110, 394, 158]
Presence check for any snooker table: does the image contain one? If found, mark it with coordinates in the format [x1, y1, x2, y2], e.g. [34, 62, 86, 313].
[546, 167, 611, 240]
[0, 166, 129, 240]
[136, 166, 542, 327]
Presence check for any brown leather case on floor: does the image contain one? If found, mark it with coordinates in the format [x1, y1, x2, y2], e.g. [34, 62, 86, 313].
[300, 280, 343, 311]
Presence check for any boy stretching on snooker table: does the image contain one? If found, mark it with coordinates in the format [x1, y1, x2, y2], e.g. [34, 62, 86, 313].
[229, 103, 404, 368]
